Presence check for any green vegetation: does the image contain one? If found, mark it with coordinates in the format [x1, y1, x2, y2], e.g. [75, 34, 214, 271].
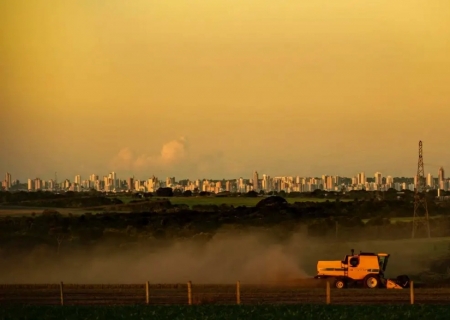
[0, 305, 449, 320]
[130, 196, 352, 207]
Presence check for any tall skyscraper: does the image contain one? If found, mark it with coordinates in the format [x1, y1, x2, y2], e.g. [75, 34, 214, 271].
[253, 171, 259, 191]
[426, 173, 434, 187]
[439, 167, 445, 182]
[5, 173, 11, 189]
[438, 167, 445, 190]
[126, 177, 134, 190]
[34, 178, 42, 190]
[27, 179, 34, 191]
[75, 175, 81, 185]
[111, 172, 117, 188]
[358, 172, 366, 185]
[374, 172, 382, 185]
[326, 176, 335, 190]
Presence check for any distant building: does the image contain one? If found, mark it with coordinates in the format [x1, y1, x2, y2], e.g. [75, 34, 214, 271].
[358, 172, 366, 185]
[374, 172, 382, 185]
[427, 173, 434, 188]
[439, 167, 445, 183]
[253, 171, 259, 191]
[27, 179, 34, 191]
[34, 178, 42, 190]
[5, 172, 11, 189]
[127, 177, 134, 190]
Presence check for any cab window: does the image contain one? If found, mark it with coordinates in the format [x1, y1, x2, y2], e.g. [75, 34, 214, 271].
[349, 257, 359, 267]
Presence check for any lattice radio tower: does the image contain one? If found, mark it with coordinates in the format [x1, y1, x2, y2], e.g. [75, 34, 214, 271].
[412, 141, 431, 238]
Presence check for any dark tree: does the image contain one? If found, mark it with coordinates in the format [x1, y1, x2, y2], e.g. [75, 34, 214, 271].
[156, 187, 173, 197]
[245, 190, 258, 197]
[183, 190, 193, 197]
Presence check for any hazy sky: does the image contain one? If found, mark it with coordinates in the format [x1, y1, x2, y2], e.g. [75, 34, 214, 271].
[1, 0, 450, 181]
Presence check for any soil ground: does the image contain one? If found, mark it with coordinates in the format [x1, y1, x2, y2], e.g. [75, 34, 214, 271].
[1, 284, 449, 305]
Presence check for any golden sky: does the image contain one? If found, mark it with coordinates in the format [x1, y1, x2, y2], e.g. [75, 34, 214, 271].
[1, 0, 450, 180]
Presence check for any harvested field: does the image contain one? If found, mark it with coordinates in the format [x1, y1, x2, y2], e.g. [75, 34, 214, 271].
[1, 284, 450, 305]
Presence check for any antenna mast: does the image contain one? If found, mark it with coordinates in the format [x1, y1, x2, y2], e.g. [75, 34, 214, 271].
[412, 141, 431, 238]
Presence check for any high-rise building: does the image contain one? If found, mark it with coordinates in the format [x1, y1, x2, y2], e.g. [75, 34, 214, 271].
[426, 173, 434, 188]
[63, 179, 71, 189]
[334, 176, 341, 185]
[326, 176, 335, 190]
[253, 171, 259, 191]
[439, 167, 445, 183]
[358, 172, 366, 185]
[126, 177, 134, 190]
[34, 178, 42, 190]
[75, 175, 81, 185]
[5, 173, 11, 189]
[165, 177, 175, 187]
[374, 172, 382, 185]
[262, 174, 271, 192]
[28, 179, 34, 191]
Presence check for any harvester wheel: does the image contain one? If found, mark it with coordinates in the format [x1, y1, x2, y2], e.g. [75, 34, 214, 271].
[363, 274, 380, 288]
[334, 279, 346, 289]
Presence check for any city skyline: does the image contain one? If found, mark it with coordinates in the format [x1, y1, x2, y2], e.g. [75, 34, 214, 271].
[2, 1, 450, 180]
[2, 165, 448, 193]
[1, 166, 449, 184]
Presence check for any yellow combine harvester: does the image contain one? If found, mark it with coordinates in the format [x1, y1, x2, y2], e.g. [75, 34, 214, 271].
[314, 249, 410, 289]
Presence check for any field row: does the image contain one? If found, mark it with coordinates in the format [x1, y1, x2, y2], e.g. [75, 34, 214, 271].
[1, 285, 450, 305]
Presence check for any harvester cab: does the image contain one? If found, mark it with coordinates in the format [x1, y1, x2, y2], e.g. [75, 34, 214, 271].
[314, 249, 410, 289]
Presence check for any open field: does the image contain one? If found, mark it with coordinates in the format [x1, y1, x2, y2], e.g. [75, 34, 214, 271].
[115, 196, 353, 207]
[0, 206, 82, 216]
[0, 203, 432, 225]
[1, 284, 450, 306]
[0, 206, 88, 216]
[0, 196, 351, 217]
[360, 216, 444, 223]
[1, 305, 450, 320]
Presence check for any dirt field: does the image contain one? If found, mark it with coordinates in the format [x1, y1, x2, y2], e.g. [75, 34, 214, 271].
[1, 284, 449, 305]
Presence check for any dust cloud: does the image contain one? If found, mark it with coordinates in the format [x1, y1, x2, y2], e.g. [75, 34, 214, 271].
[0, 230, 310, 284]
[0, 228, 441, 284]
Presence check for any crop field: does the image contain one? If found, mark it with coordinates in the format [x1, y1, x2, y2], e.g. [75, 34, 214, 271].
[1, 284, 450, 306]
[1, 305, 450, 320]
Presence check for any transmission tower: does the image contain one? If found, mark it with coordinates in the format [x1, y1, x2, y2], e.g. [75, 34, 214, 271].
[412, 141, 431, 238]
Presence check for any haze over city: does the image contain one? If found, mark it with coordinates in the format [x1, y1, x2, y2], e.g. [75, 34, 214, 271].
[1, 1, 450, 181]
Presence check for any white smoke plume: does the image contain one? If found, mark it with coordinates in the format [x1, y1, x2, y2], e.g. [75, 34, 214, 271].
[110, 137, 188, 173]
[109, 136, 244, 178]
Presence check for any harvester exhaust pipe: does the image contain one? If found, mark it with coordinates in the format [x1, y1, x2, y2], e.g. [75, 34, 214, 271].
[351, 249, 354, 256]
